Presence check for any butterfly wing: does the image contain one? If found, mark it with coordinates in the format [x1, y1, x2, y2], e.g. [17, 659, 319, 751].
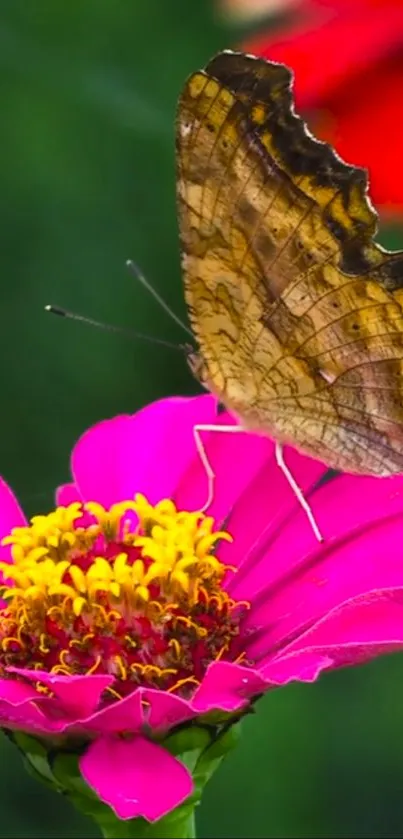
[176, 50, 403, 475]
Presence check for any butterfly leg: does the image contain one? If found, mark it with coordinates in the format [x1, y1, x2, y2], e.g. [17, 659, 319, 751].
[193, 424, 247, 513]
[275, 442, 323, 542]
[193, 424, 323, 542]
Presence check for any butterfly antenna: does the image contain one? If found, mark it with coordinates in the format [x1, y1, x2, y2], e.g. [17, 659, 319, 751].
[44, 305, 183, 352]
[126, 259, 193, 338]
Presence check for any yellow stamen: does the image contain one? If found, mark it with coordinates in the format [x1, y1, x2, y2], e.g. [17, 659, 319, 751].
[167, 676, 199, 694]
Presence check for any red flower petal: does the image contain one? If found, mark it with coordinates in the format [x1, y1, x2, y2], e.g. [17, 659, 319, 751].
[243, 0, 403, 209]
[245, 5, 403, 106]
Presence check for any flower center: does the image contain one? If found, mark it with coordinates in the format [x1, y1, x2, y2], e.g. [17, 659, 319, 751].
[0, 495, 248, 702]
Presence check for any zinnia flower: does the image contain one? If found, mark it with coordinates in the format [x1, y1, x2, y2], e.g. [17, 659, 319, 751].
[2, 394, 403, 831]
[242, 0, 403, 213]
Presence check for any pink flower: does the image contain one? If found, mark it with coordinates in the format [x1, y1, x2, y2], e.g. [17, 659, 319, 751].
[1, 394, 403, 821]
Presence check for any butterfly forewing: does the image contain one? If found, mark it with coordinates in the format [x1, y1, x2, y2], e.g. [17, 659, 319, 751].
[176, 49, 403, 476]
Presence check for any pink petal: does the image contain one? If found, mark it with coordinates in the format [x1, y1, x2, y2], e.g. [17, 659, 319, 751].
[0, 699, 66, 735]
[0, 478, 26, 564]
[0, 678, 38, 705]
[72, 395, 218, 507]
[142, 688, 195, 731]
[221, 444, 326, 579]
[8, 669, 113, 718]
[240, 474, 403, 661]
[261, 650, 333, 686]
[55, 483, 81, 506]
[175, 410, 275, 523]
[83, 690, 144, 734]
[192, 660, 267, 713]
[277, 587, 403, 663]
[80, 734, 193, 821]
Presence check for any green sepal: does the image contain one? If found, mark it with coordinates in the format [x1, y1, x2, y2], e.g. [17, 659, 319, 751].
[94, 803, 196, 839]
[51, 750, 87, 794]
[193, 721, 242, 787]
[163, 725, 211, 774]
[52, 750, 112, 818]
[10, 734, 103, 819]
[11, 731, 61, 791]
[66, 791, 118, 824]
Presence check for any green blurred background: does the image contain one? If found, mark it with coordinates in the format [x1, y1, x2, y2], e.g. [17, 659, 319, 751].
[1, 1, 403, 836]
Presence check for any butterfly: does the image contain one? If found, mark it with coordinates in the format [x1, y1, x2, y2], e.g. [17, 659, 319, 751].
[175, 49, 403, 524]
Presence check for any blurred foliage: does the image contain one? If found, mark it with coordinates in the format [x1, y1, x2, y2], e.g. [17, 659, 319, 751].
[1, 1, 403, 837]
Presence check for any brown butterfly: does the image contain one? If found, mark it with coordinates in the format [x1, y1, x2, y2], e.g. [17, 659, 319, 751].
[175, 49, 403, 535]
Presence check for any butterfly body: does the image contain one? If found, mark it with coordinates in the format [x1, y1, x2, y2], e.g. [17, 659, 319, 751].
[177, 50, 403, 476]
